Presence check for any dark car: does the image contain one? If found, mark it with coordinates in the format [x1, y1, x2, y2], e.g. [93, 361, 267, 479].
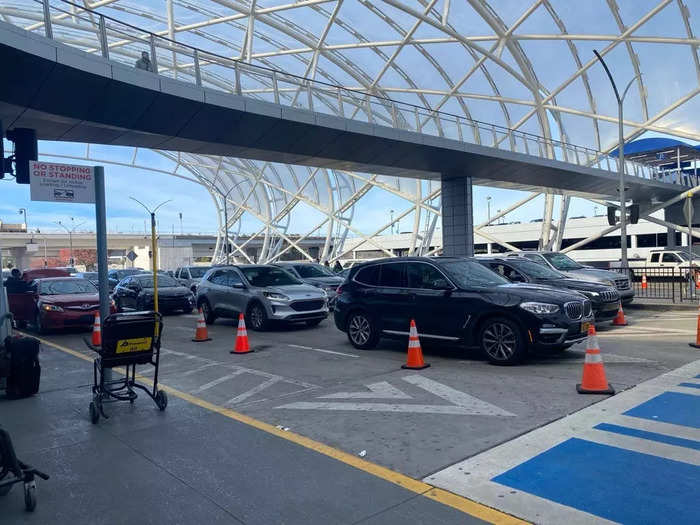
[334, 257, 594, 365]
[477, 258, 621, 322]
[108, 268, 144, 282]
[273, 262, 343, 309]
[9, 277, 116, 334]
[73, 271, 119, 292]
[113, 273, 195, 314]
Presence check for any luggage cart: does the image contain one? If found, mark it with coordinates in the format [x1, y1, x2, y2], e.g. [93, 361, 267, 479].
[0, 426, 49, 511]
[86, 311, 168, 424]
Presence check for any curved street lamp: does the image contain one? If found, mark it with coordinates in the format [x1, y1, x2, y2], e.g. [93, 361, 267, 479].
[130, 197, 171, 315]
[55, 218, 85, 266]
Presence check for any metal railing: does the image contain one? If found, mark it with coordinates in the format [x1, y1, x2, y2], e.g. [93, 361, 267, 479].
[612, 266, 700, 303]
[8, 0, 682, 184]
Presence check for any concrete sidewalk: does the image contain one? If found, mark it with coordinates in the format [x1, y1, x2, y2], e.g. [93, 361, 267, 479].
[0, 343, 501, 525]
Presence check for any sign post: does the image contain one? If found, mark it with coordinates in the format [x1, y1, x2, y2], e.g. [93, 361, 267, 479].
[684, 193, 694, 297]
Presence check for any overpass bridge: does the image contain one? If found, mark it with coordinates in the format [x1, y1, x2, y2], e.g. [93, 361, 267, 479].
[0, 0, 691, 257]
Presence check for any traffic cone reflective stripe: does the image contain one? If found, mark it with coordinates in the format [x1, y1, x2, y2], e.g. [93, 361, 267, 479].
[91, 312, 102, 347]
[612, 304, 628, 326]
[641, 274, 647, 289]
[577, 325, 614, 395]
[231, 313, 253, 354]
[192, 308, 212, 342]
[689, 304, 700, 348]
[402, 319, 430, 370]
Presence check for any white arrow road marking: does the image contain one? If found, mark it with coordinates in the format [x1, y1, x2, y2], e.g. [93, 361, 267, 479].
[319, 381, 412, 399]
[403, 375, 515, 416]
[277, 376, 515, 416]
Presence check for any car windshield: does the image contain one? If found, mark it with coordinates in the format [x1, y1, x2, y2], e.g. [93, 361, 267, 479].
[241, 266, 301, 287]
[296, 264, 335, 278]
[39, 279, 97, 295]
[80, 272, 98, 280]
[439, 260, 509, 288]
[135, 275, 179, 288]
[188, 267, 208, 278]
[510, 260, 565, 279]
[542, 253, 584, 270]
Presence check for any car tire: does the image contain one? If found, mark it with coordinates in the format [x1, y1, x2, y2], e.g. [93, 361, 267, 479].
[246, 302, 268, 331]
[15, 320, 27, 330]
[346, 310, 379, 350]
[305, 318, 323, 328]
[479, 317, 526, 366]
[200, 299, 216, 324]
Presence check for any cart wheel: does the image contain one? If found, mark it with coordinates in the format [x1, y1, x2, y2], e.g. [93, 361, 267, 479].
[155, 390, 168, 411]
[24, 481, 36, 512]
[89, 402, 100, 424]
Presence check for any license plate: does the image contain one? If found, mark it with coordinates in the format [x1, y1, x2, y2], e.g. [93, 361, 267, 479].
[581, 321, 591, 334]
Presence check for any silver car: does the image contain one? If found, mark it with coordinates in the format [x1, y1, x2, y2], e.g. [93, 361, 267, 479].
[196, 265, 328, 330]
[272, 262, 343, 310]
[175, 266, 210, 293]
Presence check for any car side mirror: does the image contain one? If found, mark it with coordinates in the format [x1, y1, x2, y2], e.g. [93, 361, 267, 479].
[231, 282, 245, 289]
[509, 274, 525, 282]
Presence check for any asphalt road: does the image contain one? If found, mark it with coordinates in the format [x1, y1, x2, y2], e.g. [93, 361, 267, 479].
[27, 306, 700, 480]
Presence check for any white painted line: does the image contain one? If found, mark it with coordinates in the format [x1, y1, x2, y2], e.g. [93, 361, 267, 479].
[225, 377, 281, 406]
[609, 414, 700, 441]
[581, 427, 700, 465]
[287, 344, 360, 358]
[189, 370, 246, 394]
[320, 381, 412, 399]
[403, 375, 516, 416]
[176, 362, 221, 377]
[277, 401, 512, 415]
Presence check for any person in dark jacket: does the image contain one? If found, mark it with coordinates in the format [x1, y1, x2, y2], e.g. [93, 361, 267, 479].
[333, 261, 343, 273]
[4, 269, 29, 294]
[135, 51, 152, 71]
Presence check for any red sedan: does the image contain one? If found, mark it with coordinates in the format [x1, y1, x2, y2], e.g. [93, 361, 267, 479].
[9, 277, 115, 333]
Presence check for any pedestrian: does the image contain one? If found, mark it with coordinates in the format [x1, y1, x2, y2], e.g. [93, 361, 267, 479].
[135, 51, 152, 72]
[323, 260, 330, 268]
[333, 260, 343, 273]
[4, 269, 29, 294]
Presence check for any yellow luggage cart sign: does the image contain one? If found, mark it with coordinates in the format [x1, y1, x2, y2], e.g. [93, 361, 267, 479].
[115, 337, 152, 354]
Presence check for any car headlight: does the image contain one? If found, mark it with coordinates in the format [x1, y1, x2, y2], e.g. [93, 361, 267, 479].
[41, 304, 64, 312]
[520, 302, 559, 315]
[263, 291, 290, 301]
[581, 291, 599, 298]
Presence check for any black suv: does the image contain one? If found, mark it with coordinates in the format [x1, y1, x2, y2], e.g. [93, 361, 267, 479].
[477, 258, 621, 322]
[334, 257, 594, 365]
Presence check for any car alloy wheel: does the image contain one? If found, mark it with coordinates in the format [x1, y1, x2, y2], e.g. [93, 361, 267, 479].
[248, 304, 267, 331]
[482, 321, 518, 362]
[349, 315, 370, 345]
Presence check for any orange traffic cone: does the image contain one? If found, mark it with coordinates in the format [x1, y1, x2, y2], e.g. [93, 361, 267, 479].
[192, 308, 212, 342]
[91, 311, 102, 347]
[577, 325, 614, 394]
[641, 274, 647, 289]
[231, 313, 253, 354]
[612, 303, 628, 326]
[402, 319, 430, 370]
[689, 303, 700, 348]
[695, 273, 700, 290]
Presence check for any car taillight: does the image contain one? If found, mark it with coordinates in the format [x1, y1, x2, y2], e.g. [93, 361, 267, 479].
[336, 285, 343, 295]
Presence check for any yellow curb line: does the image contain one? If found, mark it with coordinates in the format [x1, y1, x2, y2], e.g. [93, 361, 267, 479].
[33, 335, 527, 525]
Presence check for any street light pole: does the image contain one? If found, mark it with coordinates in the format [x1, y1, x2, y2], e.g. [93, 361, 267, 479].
[55, 219, 85, 266]
[594, 50, 641, 269]
[18, 208, 29, 236]
[130, 198, 171, 316]
[206, 180, 246, 265]
[486, 196, 492, 223]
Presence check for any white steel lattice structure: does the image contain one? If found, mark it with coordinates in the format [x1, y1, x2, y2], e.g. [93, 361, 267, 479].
[2, 0, 699, 261]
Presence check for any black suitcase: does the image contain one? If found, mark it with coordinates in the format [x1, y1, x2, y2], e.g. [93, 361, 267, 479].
[5, 336, 40, 399]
